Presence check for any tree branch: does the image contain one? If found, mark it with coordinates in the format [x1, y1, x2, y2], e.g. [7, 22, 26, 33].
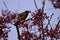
[46, 13, 54, 27]
[15, 25, 20, 40]
[41, 0, 45, 40]
[3, 1, 8, 10]
[42, 0, 45, 13]
[34, 0, 38, 10]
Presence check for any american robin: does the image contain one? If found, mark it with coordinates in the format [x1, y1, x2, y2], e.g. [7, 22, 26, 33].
[14, 10, 31, 25]
[18, 10, 30, 20]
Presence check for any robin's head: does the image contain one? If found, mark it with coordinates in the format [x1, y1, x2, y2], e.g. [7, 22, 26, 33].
[24, 10, 31, 13]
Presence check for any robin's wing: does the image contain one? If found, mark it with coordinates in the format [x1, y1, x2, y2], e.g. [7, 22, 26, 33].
[18, 13, 24, 17]
[18, 13, 28, 20]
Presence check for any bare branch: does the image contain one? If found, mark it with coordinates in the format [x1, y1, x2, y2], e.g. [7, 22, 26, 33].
[15, 25, 20, 40]
[46, 13, 54, 27]
[3, 1, 8, 10]
[34, 0, 38, 10]
[42, 0, 45, 13]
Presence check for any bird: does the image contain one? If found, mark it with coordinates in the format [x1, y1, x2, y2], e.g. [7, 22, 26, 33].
[14, 10, 31, 26]
[18, 10, 30, 21]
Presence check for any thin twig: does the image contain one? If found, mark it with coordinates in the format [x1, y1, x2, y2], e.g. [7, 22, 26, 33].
[34, 0, 38, 10]
[17, 0, 19, 13]
[46, 13, 54, 27]
[42, 0, 45, 13]
[41, 0, 45, 40]
[3, 1, 8, 10]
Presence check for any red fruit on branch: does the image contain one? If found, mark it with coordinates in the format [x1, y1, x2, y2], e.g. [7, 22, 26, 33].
[0, 17, 3, 24]
[36, 9, 42, 16]
[4, 16, 11, 23]
[33, 17, 40, 25]
[11, 14, 16, 19]
[49, 28, 54, 37]
[0, 29, 3, 37]
[50, 0, 60, 9]
[32, 9, 42, 26]
[45, 26, 48, 33]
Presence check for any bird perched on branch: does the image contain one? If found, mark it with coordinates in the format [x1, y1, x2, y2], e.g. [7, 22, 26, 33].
[18, 10, 30, 21]
[14, 10, 31, 26]
[14, 10, 30, 40]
